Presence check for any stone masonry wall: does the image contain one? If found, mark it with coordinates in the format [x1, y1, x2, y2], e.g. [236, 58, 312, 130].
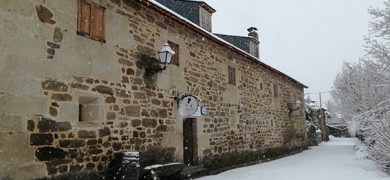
[0, 0, 305, 179]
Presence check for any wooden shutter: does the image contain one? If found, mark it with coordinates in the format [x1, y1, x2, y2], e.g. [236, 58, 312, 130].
[228, 66, 235, 85]
[228, 66, 232, 84]
[232, 67, 236, 85]
[91, 4, 105, 42]
[78, 0, 91, 35]
[77, 0, 105, 42]
[168, 41, 179, 66]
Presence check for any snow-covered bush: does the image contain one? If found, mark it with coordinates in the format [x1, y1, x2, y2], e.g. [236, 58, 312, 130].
[355, 100, 390, 171]
[305, 99, 328, 146]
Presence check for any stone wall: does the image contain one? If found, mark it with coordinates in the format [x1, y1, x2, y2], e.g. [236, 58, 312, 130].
[305, 105, 330, 146]
[0, 0, 306, 179]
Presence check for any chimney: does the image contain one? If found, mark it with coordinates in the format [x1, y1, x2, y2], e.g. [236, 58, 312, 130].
[247, 27, 259, 58]
[247, 27, 258, 40]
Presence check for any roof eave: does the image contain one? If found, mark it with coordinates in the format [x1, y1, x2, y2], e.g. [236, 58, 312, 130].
[143, 0, 308, 89]
[200, 3, 216, 13]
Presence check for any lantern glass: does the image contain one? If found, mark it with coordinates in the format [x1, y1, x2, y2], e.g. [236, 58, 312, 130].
[158, 52, 168, 64]
[158, 43, 175, 65]
[166, 52, 173, 64]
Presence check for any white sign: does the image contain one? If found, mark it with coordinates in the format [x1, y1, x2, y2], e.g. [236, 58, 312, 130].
[201, 106, 207, 115]
[187, 106, 207, 117]
[178, 95, 199, 116]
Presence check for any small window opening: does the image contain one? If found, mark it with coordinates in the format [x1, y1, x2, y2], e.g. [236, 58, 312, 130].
[228, 66, 236, 85]
[273, 84, 279, 98]
[79, 96, 99, 122]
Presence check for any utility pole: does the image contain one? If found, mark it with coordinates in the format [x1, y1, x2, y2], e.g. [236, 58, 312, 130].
[305, 91, 329, 108]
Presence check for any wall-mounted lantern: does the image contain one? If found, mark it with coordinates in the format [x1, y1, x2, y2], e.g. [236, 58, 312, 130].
[137, 43, 176, 81]
[158, 43, 175, 68]
[288, 100, 302, 112]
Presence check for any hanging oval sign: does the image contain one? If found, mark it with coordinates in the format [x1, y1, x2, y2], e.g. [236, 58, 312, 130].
[178, 95, 199, 116]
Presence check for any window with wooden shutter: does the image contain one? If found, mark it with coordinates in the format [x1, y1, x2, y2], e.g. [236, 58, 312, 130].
[168, 41, 179, 66]
[77, 0, 106, 42]
[228, 66, 236, 85]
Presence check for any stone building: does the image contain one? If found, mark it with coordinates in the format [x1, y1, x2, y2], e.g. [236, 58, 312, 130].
[0, 0, 307, 179]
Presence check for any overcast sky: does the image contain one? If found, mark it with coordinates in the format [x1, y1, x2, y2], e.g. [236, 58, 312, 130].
[202, 0, 384, 105]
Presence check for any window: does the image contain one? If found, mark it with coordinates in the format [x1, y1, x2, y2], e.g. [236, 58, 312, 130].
[273, 84, 279, 98]
[79, 96, 100, 122]
[199, 7, 212, 32]
[168, 41, 179, 66]
[228, 66, 236, 85]
[77, 0, 106, 42]
[257, 79, 263, 90]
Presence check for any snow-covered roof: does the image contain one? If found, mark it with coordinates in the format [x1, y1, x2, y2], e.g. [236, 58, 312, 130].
[327, 124, 348, 130]
[214, 33, 256, 55]
[145, 0, 308, 88]
[156, 0, 215, 14]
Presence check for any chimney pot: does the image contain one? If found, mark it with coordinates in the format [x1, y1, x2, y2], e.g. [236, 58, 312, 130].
[247, 27, 258, 40]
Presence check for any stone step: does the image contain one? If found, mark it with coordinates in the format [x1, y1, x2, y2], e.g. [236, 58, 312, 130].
[183, 164, 204, 171]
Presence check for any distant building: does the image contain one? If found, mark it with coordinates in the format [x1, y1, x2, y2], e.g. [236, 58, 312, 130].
[327, 125, 349, 137]
[0, 0, 307, 179]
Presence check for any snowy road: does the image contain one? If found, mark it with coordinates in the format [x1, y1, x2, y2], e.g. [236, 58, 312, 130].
[198, 137, 390, 180]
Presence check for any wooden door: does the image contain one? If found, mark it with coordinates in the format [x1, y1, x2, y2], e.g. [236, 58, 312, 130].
[183, 118, 196, 166]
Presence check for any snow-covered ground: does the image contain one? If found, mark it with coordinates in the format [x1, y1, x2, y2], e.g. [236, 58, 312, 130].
[198, 137, 390, 180]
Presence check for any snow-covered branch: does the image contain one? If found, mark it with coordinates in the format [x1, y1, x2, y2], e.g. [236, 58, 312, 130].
[331, 0, 390, 172]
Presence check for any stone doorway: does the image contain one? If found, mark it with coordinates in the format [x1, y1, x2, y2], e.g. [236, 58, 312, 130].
[183, 118, 198, 166]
